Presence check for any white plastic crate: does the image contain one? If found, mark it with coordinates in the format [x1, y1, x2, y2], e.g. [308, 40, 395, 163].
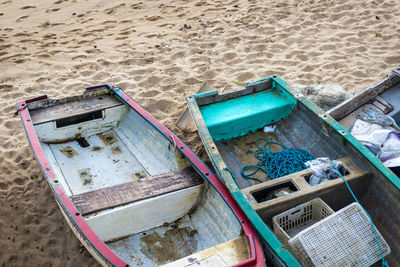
[272, 198, 334, 246]
[288, 202, 391, 266]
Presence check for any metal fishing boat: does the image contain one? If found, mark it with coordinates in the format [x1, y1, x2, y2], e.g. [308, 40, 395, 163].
[17, 84, 264, 267]
[186, 76, 399, 266]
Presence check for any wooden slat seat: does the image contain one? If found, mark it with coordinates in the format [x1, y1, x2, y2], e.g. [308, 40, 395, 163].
[30, 95, 123, 125]
[71, 168, 203, 215]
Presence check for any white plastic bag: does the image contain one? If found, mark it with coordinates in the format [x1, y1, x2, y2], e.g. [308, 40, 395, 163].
[351, 119, 400, 167]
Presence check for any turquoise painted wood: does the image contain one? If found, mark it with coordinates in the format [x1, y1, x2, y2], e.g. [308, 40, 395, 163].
[197, 83, 296, 141]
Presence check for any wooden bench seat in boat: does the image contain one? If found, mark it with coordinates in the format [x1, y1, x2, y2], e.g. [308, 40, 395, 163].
[72, 168, 203, 215]
[240, 156, 372, 224]
[30, 95, 123, 125]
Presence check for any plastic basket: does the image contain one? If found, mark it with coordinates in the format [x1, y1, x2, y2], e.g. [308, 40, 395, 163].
[272, 198, 334, 246]
[288, 202, 390, 267]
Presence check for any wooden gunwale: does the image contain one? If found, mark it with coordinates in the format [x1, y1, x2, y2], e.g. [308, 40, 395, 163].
[328, 66, 400, 120]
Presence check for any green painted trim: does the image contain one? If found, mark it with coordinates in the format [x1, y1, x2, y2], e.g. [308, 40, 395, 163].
[298, 96, 400, 190]
[271, 75, 293, 92]
[227, 176, 302, 267]
[246, 76, 272, 86]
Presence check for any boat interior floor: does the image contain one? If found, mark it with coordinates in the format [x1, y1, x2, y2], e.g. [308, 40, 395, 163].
[106, 214, 249, 267]
[41, 129, 192, 196]
[38, 124, 249, 266]
[43, 130, 151, 195]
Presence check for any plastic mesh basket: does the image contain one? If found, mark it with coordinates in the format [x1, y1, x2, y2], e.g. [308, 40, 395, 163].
[289, 202, 391, 267]
[272, 198, 334, 247]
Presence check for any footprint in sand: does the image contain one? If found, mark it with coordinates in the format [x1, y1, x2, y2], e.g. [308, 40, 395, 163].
[146, 15, 162, 22]
[45, 8, 60, 13]
[130, 3, 143, 9]
[104, 3, 126, 15]
[138, 90, 162, 98]
[16, 16, 28, 22]
[20, 6, 35, 9]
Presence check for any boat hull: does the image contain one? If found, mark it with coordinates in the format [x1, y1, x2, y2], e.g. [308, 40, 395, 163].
[187, 76, 400, 266]
[18, 83, 265, 267]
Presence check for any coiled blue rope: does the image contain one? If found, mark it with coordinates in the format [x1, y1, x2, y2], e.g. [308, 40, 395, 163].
[241, 138, 315, 181]
[329, 159, 389, 267]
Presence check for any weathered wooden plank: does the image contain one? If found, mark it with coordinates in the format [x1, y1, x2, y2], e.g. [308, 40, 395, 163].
[195, 79, 272, 106]
[30, 95, 123, 125]
[215, 141, 255, 189]
[328, 69, 400, 120]
[72, 168, 203, 215]
[373, 96, 393, 114]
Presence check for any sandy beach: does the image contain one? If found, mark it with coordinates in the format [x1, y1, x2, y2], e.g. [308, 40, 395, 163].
[1, 0, 399, 265]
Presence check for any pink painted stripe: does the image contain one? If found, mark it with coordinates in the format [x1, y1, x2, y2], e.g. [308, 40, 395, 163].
[18, 100, 128, 267]
[18, 102, 56, 180]
[54, 186, 126, 265]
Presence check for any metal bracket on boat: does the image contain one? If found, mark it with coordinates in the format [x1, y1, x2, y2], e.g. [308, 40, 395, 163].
[169, 134, 177, 152]
[393, 66, 400, 77]
[14, 105, 27, 116]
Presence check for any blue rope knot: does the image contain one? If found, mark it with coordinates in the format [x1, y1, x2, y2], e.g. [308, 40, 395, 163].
[241, 138, 315, 181]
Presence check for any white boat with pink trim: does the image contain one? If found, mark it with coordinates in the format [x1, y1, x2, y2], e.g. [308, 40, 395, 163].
[17, 83, 265, 267]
